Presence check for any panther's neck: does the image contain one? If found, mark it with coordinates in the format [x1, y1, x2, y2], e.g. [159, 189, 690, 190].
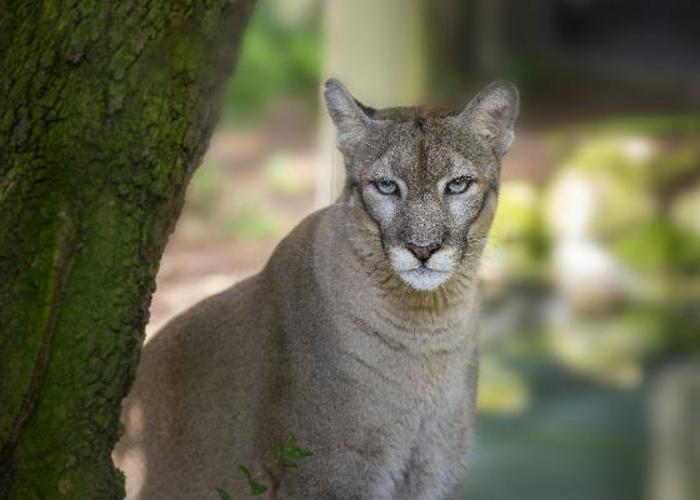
[308, 205, 477, 360]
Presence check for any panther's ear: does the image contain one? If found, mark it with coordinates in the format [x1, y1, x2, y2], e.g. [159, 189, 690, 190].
[456, 80, 519, 157]
[324, 78, 383, 155]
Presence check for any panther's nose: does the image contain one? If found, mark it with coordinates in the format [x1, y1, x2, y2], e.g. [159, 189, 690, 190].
[405, 241, 441, 262]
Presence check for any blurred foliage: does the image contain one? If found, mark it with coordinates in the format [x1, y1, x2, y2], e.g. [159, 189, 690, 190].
[221, 202, 282, 241]
[187, 163, 225, 216]
[264, 154, 309, 195]
[486, 181, 550, 280]
[465, 372, 648, 500]
[548, 309, 666, 387]
[563, 119, 699, 337]
[548, 116, 700, 278]
[480, 114, 700, 412]
[580, 114, 700, 138]
[222, 0, 321, 124]
[477, 355, 530, 413]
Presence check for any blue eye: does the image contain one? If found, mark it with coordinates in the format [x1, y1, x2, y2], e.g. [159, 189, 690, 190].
[374, 180, 399, 196]
[446, 176, 472, 195]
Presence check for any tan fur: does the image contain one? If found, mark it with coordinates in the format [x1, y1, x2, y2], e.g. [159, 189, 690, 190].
[114, 80, 518, 499]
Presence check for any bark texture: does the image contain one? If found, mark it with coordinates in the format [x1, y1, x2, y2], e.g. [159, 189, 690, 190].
[0, 1, 254, 497]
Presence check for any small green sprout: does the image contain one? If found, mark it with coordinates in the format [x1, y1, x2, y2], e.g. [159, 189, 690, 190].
[273, 436, 313, 468]
[239, 465, 268, 496]
[214, 436, 312, 498]
[215, 487, 234, 500]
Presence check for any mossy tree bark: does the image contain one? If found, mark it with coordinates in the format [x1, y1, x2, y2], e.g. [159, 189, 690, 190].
[0, 1, 254, 497]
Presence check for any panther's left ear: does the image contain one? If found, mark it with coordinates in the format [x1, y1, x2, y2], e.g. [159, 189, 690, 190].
[456, 80, 519, 157]
[324, 78, 386, 157]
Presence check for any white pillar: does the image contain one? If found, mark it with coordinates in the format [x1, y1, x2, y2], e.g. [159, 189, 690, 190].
[317, 0, 428, 206]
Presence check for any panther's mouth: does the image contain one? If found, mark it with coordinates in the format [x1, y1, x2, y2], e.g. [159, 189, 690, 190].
[386, 245, 457, 291]
[409, 263, 447, 273]
[398, 267, 451, 291]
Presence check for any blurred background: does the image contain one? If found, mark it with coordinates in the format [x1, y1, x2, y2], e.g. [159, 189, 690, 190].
[148, 0, 700, 498]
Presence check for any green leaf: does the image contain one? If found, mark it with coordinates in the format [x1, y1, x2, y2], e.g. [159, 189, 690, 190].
[215, 487, 234, 500]
[273, 436, 313, 468]
[239, 465, 268, 496]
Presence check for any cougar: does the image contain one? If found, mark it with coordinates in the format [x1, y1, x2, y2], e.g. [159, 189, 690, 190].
[114, 78, 519, 499]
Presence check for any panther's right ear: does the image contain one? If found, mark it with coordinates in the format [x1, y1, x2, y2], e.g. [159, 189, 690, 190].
[324, 79, 383, 155]
[456, 80, 519, 157]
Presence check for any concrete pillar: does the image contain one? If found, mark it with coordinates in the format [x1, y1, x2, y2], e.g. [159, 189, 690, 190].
[317, 0, 429, 206]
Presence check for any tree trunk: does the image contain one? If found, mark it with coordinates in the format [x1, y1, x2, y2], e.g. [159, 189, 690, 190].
[0, 1, 254, 498]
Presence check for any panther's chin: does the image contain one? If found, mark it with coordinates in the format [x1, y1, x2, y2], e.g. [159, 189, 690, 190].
[397, 268, 451, 291]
